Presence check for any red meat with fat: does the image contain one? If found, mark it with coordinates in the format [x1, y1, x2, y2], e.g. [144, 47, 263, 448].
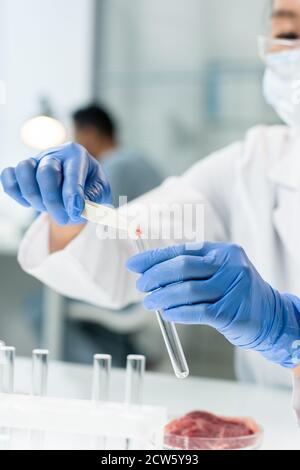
[164, 411, 259, 450]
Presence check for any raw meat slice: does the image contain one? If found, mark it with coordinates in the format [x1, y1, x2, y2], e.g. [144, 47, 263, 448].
[164, 411, 260, 450]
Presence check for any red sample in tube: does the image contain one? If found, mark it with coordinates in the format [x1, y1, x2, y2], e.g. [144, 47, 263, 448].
[135, 226, 143, 238]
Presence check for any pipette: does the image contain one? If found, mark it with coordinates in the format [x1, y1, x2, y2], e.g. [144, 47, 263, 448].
[82, 201, 189, 379]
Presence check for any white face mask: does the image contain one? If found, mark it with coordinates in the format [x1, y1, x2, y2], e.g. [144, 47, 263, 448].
[263, 48, 300, 128]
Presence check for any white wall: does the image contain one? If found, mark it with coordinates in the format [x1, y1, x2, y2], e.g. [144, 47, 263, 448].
[203, 0, 268, 60]
[0, 0, 95, 226]
[0, 0, 95, 169]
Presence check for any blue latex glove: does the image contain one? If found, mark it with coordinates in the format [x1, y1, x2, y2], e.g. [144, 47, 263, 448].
[127, 242, 300, 368]
[1, 142, 112, 225]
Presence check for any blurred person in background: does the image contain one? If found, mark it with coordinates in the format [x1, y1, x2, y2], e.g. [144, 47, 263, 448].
[73, 104, 162, 207]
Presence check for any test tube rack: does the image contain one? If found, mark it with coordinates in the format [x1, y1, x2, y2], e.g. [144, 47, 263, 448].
[0, 345, 166, 450]
[0, 395, 166, 450]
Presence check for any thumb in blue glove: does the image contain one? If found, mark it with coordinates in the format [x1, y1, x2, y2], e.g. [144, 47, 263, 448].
[127, 242, 300, 369]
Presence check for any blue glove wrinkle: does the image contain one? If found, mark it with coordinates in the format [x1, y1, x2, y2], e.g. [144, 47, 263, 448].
[127, 244, 190, 274]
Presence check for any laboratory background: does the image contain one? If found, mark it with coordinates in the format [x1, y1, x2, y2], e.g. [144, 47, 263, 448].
[0, 0, 278, 379]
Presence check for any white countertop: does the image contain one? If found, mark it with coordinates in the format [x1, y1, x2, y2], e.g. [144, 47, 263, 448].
[14, 358, 300, 450]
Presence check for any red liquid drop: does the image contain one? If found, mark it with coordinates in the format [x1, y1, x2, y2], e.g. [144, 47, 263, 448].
[135, 226, 142, 238]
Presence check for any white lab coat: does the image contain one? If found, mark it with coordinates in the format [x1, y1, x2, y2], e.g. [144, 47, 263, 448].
[18, 125, 300, 387]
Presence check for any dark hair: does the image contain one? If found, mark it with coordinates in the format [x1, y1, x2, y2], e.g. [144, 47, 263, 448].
[72, 104, 117, 140]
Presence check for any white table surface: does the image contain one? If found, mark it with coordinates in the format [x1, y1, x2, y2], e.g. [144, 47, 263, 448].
[14, 358, 300, 450]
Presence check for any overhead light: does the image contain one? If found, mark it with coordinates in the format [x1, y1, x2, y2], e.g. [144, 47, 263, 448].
[20, 97, 66, 151]
[21, 116, 66, 151]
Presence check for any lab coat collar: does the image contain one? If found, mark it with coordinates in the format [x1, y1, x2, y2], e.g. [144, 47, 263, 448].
[268, 131, 300, 190]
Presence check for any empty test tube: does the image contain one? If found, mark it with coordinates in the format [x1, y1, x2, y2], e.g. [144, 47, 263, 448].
[92, 354, 112, 402]
[135, 237, 189, 379]
[32, 349, 49, 396]
[0, 347, 15, 394]
[125, 355, 146, 405]
[0, 342, 4, 395]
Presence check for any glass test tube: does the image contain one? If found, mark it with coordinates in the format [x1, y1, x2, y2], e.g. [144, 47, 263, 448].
[125, 355, 146, 405]
[0, 347, 15, 394]
[32, 349, 49, 396]
[135, 238, 189, 379]
[92, 354, 112, 402]
[0, 342, 4, 395]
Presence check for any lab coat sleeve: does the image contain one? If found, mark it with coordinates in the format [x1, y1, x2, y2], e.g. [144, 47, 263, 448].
[18, 213, 142, 309]
[18, 142, 241, 309]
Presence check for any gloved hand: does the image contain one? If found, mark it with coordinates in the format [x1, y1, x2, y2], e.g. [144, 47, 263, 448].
[127, 242, 300, 369]
[1, 142, 112, 225]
